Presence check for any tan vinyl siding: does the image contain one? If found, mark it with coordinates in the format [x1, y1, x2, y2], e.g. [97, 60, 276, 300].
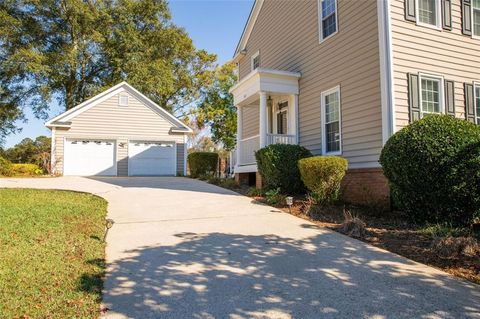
[242, 104, 260, 138]
[53, 91, 186, 175]
[237, 0, 383, 168]
[176, 143, 186, 175]
[117, 139, 128, 176]
[391, 0, 480, 129]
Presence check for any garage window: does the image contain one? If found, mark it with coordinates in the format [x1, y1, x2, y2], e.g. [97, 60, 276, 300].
[119, 95, 129, 106]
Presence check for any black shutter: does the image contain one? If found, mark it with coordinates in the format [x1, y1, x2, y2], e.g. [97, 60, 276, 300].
[462, 0, 472, 35]
[408, 73, 421, 122]
[465, 83, 476, 123]
[405, 0, 416, 22]
[445, 80, 455, 116]
[442, 0, 452, 30]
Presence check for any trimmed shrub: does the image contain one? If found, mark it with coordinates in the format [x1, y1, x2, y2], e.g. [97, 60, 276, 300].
[0, 157, 13, 176]
[255, 144, 312, 194]
[380, 115, 480, 226]
[11, 163, 43, 176]
[188, 152, 219, 178]
[298, 156, 348, 205]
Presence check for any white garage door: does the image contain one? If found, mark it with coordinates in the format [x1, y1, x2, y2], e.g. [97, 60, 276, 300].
[128, 141, 176, 176]
[64, 139, 117, 176]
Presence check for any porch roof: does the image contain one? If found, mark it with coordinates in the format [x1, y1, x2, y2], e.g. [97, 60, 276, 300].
[229, 68, 301, 106]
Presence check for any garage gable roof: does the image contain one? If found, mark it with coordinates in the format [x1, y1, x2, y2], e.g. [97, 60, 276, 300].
[45, 82, 192, 133]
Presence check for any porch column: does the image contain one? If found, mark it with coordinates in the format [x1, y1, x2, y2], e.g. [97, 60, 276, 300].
[293, 94, 299, 144]
[236, 105, 243, 166]
[259, 91, 267, 148]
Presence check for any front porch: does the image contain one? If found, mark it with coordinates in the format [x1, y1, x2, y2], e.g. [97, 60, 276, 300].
[230, 68, 301, 173]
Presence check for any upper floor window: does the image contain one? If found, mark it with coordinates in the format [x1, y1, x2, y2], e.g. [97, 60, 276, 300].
[321, 86, 341, 154]
[475, 83, 480, 124]
[118, 95, 129, 106]
[251, 51, 260, 71]
[474, 0, 480, 37]
[318, 0, 338, 42]
[419, 74, 444, 115]
[417, 0, 441, 28]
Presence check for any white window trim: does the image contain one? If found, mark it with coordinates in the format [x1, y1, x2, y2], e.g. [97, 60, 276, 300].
[472, 1, 480, 39]
[318, 0, 338, 43]
[474, 81, 480, 123]
[275, 100, 289, 135]
[418, 72, 445, 117]
[118, 94, 129, 106]
[251, 51, 260, 71]
[415, 0, 442, 30]
[321, 85, 342, 155]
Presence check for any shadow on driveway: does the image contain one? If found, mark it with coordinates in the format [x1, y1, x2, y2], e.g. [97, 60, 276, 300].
[99, 228, 480, 318]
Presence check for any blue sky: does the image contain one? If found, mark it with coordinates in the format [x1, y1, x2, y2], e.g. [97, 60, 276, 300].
[3, 0, 253, 148]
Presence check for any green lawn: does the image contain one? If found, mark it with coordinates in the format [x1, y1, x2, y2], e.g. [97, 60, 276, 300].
[0, 188, 107, 318]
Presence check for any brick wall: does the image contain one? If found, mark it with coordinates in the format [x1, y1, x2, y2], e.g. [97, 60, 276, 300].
[341, 168, 390, 208]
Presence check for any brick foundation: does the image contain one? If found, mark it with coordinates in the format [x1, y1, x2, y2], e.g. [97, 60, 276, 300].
[341, 168, 390, 208]
[255, 172, 263, 189]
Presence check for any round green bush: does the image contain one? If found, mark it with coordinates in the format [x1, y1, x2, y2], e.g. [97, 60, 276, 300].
[0, 157, 13, 176]
[379, 115, 480, 226]
[255, 144, 312, 194]
[188, 152, 219, 178]
[298, 156, 348, 205]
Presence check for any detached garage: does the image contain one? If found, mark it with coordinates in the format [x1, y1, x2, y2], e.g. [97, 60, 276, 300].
[45, 82, 192, 176]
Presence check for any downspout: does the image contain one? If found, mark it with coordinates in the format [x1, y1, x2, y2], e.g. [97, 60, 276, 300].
[378, 0, 396, 144]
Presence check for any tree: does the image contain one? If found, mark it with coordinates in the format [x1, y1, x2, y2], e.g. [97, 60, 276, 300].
[4, 136, 51, 164]
[195, 62, 237, 150]
[0, 0, 216, 141]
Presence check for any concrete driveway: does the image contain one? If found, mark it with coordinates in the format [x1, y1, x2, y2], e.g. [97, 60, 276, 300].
[1, 177, 479, 318]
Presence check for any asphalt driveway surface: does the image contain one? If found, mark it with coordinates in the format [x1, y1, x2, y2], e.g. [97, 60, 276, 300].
[1, 177, 479, 318]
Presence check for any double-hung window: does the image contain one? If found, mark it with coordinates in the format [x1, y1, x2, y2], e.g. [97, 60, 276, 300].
[475, 83, 480, 124]
[419, 74, 444, 115]
[416, 0, 441, 28]
[321, 86, 341, 154]
[318, 0, 338, 42]
[474, 0, 480, 37]
[251, 51, 260, 71]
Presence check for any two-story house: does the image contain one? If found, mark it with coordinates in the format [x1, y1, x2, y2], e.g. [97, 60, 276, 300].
[230, 0, 480, 204]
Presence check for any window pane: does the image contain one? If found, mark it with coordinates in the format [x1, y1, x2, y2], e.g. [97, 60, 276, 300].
[473, 9, 480, 36]
[322, 0, 335, 17]
[473, 0, 480, 9]
[252, 55, 260, 70]
[322, 14, 337, 38]
[326, 122, 340, 153]
[418, 0, 437, 25]
[421, 78, 441, 114]
[476, 86, 480, 124]
[324, 90, 340, 153]
[321, 0, 337, 39]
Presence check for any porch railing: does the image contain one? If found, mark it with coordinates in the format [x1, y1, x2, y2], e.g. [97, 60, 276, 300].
[239, 135, 260, 165]
[267, 134, 296, 145]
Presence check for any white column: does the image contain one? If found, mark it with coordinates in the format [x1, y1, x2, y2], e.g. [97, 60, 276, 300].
[259, 92, 267, 148]
[236, 105, 243, 166]
[293, 94, 299, 144]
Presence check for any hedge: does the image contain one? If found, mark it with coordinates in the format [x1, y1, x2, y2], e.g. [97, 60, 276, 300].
[188, 152, 219, 178]
[11, 163, 43, 176]
[255, 144, 312, 194]
[0, 157, 13, 176]
[298, 156, 348, 205]
[379, 115, 480, 226]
